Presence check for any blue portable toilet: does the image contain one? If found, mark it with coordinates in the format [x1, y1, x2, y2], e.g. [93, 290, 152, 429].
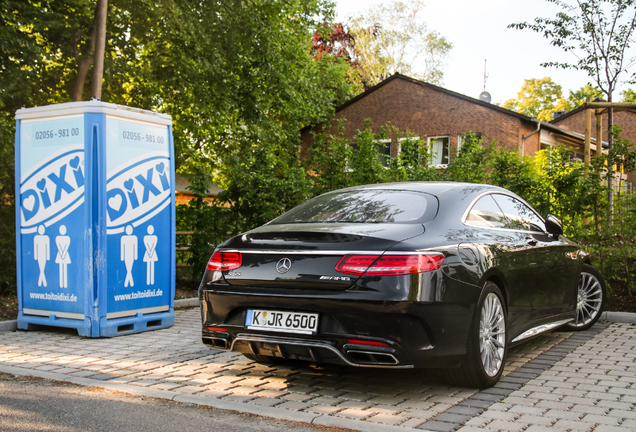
[15, 101, 176, 337]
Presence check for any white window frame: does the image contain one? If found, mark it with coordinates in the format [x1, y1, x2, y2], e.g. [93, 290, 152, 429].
[397, 136, 420, 153]
[347, 139, 392, 170]
[375, 139, 392, 168]
[458, 133, 482, 156]
[397, 136, 421, 165]
[427, 136, 450, 168]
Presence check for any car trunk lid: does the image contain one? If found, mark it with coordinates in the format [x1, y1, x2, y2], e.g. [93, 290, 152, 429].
[218, 223, 425, 290]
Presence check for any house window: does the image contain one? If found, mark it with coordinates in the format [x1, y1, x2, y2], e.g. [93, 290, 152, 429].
[427, 136, 450, 166]
[458, 133, 482, 154]
[376, 139, 391, 167]
[398, 137, 421, 166]
[349, 140, 392, 168]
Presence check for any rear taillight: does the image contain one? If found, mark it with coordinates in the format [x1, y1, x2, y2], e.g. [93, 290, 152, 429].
[335, 253, 444, 276]
[206, 251, 242, 271]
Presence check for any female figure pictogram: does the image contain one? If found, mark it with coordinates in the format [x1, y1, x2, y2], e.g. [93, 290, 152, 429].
[55, 225, 71, 288]
[143, 225, 158, 285]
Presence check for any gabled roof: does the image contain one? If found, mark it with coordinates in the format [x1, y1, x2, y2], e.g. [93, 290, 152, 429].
[548, 98, 603, 123]
[334, 73, 590, 144]
[549, 97, 636, 124]
[336, 73, 536, 123]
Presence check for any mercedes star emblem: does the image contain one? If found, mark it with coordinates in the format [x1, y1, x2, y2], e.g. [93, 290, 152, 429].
[276, 258, 292, 274]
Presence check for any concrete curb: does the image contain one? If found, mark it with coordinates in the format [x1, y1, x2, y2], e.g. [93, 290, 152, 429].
[0, 364, 428, 432]
[0, 320, 17, 332]
[0, 298, 199, 333]
[174, 298, 199, 309]
[600, 311, 636, 323]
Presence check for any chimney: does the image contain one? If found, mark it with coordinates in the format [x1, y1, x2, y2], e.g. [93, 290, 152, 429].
[553, 110, 568, 120]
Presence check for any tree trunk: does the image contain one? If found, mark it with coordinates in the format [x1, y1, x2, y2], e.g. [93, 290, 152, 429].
[71, 27, 97, 102]
[607, 92, 614, 226]
[71, 58, 92, 101]
[91, 0, 109, 100]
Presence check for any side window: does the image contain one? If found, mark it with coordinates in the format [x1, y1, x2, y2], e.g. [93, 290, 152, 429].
[491, 194, 545, 232]
[349, 140, 392, 167]
[427, 136, 450, 166]
[376, 139, 391, 167]
[398, 136, 421, 167]
[465, 195, 509, 229]
[458, 132, 482, 155]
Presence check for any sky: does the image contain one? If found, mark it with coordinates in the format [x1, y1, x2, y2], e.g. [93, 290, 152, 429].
[334, 0, 633, 105]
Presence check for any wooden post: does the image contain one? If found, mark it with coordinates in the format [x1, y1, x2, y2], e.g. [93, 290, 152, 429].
[595, 110, 603, 157]
[585, 106, 592, 164]
[91, 0, 108, 100]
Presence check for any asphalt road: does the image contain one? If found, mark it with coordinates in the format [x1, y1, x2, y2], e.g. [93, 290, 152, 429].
[0, 373, 352, 432]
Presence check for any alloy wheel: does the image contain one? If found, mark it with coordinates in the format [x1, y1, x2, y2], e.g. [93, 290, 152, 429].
[573, 271, 604, 327]
[479, 293, 506, 377]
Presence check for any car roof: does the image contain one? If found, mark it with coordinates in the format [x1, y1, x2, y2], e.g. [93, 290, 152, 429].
[333, 182, 507, 198]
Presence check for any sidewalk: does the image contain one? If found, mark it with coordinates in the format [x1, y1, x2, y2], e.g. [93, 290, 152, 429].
[0, 307, 633, 431]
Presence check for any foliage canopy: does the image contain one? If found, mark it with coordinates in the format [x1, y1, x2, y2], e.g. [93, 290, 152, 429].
[345, 0, 452, 89]
[0, 0, 358, 289]
[509, 0, 636, 103]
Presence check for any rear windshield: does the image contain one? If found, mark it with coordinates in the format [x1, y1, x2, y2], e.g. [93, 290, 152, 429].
[270, 190, 435, 224]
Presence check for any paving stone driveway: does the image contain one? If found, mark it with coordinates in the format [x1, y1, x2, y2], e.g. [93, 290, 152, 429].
[0, 308, 634, 431]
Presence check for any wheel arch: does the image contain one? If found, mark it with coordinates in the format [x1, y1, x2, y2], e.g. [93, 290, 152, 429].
[481, 271, 509, 310]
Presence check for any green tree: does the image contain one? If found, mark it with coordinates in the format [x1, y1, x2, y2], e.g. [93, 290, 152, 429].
[393, 134, 440, 181]
[444, 133, 489, 183]
[305, 120, 354, 195]
[509, 0, 636, 201]
[346, 0, 452, 89]
[621, 88, 636, 101]
[568, 84, 604, 107]
[502, 77, 573, 120]
[509, 0, 636, 104]
[488, 147, 539, 201]
[1, 0, 357, 288]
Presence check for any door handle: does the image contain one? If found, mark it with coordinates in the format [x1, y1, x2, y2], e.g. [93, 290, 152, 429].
[525, 237, 538, 246]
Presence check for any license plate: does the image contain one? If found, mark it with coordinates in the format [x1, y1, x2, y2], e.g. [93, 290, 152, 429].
[245, 309, 319, 335]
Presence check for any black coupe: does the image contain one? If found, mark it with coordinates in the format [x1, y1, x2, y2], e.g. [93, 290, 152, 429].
[198, 182, 606, 388]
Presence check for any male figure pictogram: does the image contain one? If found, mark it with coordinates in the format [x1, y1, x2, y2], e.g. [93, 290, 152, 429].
[34, 225, 50, 287]
[121, 225, 138, 287]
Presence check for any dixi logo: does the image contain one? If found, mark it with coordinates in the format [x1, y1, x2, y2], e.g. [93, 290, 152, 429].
[20, 147, 85, 233]
[106, 155, 171, 233]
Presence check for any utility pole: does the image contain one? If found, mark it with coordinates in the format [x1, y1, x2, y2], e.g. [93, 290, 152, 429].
[91, 0, 108, 100]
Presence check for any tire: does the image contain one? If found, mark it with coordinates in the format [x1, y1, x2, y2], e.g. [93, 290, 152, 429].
[444, 281, 507, 388]
[242, 353, 289, 365]
[563, 264, 606, 331]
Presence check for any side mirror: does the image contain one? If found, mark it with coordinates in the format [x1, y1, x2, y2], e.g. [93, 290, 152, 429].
[545, 214, 563, 237]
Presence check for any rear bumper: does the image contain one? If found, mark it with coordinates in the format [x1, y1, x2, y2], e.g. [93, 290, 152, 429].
[199, 285, 479, 368]
[210, 333, 408, 368]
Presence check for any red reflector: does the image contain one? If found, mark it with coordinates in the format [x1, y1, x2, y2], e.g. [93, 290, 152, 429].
[336, 253, 444, 276]
[206, 251, 242, 271]
[204, 327, 228, 332]
[347, 339, 389, 347]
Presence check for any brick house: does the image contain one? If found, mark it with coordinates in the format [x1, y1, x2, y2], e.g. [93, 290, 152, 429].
[550, 103, 636, 187]
[550, 103, 636, 145]
[301, 73, 598, 167]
